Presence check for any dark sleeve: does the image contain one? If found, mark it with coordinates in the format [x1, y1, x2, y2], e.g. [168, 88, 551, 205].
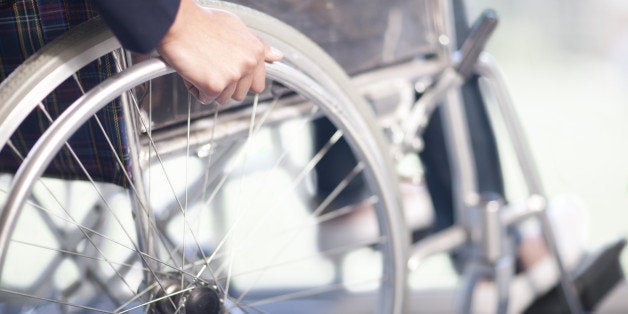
[91, 0, 181, 54]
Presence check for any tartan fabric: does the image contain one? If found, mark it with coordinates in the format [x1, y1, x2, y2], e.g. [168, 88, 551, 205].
[0, 0, 129, 186]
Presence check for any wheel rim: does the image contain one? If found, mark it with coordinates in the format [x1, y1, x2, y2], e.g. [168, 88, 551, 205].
[0, 56, 403, 313]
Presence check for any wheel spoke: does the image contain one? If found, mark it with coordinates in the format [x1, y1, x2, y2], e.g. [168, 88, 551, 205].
[234, 163, 367, 303]
[10, 239, 150, 273]
[113, 282, 158, 313]
[218, 236, 386, 283]
[241, 277, 384, 309]
[38, 92, 181, 301]
[201, 103, 319, 269]
[0, 288, 112, 313]
[128, 88, 209, 265]
[2, 33, 403, 312]
[117, 285, 195, 314]
[223, 93, 262, 300]
[210, 128, 345, 279]
[73, 74, 180, 269]
[182, 92, 192, 291]
[0, 187, 196, 279]
[5, 115, 138, 295]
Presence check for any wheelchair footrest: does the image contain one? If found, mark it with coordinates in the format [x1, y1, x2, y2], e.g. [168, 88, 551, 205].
[524, 238, 626, 313]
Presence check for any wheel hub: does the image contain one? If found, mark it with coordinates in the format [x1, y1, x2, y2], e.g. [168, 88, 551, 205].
[184, 285, 222, 314]
[149, 277, 224, 314]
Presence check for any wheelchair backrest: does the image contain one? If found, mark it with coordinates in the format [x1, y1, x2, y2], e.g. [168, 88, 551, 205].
[232, 0, 437, 74]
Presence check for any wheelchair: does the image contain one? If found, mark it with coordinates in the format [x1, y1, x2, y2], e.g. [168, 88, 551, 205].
[0, 0, 624, 313]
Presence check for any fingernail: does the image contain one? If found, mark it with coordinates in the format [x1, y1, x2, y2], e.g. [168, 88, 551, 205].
[269, 46, 284, 60]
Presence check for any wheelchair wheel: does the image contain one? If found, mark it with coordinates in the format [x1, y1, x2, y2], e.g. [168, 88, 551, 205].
[0, 2, 408, 313]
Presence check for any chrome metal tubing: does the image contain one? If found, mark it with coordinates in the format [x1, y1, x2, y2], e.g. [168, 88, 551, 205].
[0, 19, 118, 153]
[429, 1, 483, 311]
[0, 58, 408, 313]
[476, 53, 584, 314]
[407, 225, 467, 270]
[401, 67, 464, 147]
[456, 262, 491, 314]
[481, 195, 505, 264]
[0, 58, 174, 277]
[494, 255, 515, 314]
[475, 54, 545, 195]
[433, 0, 480, 235]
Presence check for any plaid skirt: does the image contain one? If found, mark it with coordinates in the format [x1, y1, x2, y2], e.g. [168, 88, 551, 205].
[0, 0, 129, 186]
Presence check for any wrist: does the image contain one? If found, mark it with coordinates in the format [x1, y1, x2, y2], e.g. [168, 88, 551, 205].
[159, 0, 196, 48]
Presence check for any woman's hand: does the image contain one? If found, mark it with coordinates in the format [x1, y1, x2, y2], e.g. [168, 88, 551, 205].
[157, 0, 283, 104]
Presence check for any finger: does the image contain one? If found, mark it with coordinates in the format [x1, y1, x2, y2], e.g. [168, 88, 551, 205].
[252, 33, 282, 63]
[184, 80, 214, 104]
[232, 72, 254, 101]
[264, 45, 283, 62]
[183, 79, 195, 95]
[250, 62, 266, 94]
[183, 80, 201, 102]
[197, 89, 216, 105]
[215, 82, 237, 105]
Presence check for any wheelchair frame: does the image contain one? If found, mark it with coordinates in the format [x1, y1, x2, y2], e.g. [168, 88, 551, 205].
[0, 0, 588, 312]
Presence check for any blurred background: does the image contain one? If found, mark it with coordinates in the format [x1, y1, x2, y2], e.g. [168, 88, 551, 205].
[408, 1, 628, 309]
[467, 0, 628, 268]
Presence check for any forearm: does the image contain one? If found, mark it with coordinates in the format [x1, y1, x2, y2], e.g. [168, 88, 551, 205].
[91, 0, 181, 53]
